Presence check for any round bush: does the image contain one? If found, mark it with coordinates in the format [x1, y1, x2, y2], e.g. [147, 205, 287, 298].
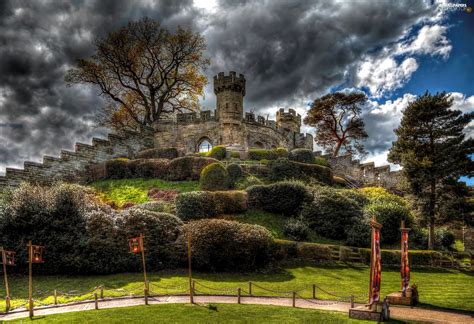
[246, 181, 312, 216]
[314, 157, 330, 167]
[136, 147, 179, 160]
[200, 162, 229, 191]
[167, 156, 218, 181]
[301, 186, 363, 240]
[207, 145, 227, 160]
[118, 209, 183, 270]
[269, 158, 333, 184]
[178, 219, 274, 271]
[227, 163, 244, 183]
[288, 149, 314, 164]
[129, 159, 170, 178]
[106, 159, 131, 179]
[175, 191, 217, 220]
[283, 217, 310, 241]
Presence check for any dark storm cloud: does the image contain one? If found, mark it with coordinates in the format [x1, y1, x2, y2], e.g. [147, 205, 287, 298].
[0, 0, 437, 172]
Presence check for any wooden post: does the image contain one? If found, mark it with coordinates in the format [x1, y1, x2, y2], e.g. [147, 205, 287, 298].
[292, 292, 296, 307]
[192, 279, 196, 295]
[54, 289, 57, 305]
[350, 295, 354, 308]
[248, 281, 252, 295]
[1, 247, 11, 312]
[144, 288, 149, 305]
[100, 286, 104, 299]
[312, 284, 316, 299]
[94, 292, 98, 310]
[237, 288, 241, 304]
[140, 234, 148, 291]
[28, 241, 34, 319]
[187, 233, 193, 304]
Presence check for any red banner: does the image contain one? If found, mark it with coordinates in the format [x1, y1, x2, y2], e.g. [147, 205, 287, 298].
[128, 237, 143, 254]
[31, 245, 44, 263]
[401, 230, 410, 295]
[1, 250, 15, 266]
[369, 220, 382, 305]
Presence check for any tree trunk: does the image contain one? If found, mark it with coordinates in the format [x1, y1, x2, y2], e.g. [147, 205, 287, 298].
[427, 180, 436, 250]
[428, 223, 435, 250]
[333, 140, 343, 157]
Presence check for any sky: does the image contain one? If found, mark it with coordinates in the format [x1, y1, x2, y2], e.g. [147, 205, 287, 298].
[0, 0, 473, 183]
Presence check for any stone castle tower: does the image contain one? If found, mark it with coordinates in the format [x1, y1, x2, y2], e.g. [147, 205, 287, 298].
[214, 71, 246, 146]
[276, 108, 301, 133]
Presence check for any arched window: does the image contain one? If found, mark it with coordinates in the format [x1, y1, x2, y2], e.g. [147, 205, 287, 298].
[198, 139, 213, 153]
[253, 141, 264, 149]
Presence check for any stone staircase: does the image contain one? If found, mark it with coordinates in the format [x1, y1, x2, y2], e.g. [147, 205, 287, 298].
[329, 245, 363, 263]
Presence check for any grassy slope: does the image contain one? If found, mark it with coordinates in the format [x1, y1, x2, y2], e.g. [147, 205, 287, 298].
[90, 178, 199, 207]
[2, 265, 473, 312]
[7, 304, 378, 323]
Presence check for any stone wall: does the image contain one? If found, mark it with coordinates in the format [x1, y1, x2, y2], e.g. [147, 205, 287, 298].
[0, 131, 154, 191]
[315, 152, 402, 190]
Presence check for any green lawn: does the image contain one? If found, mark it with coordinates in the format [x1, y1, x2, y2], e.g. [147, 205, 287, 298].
[90, 178, 199, 207]
[5, 303, 380, 323]
[2, 265, 472, 312]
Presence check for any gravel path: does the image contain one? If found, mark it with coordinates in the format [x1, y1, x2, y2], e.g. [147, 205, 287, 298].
[0, 295, 472, 323]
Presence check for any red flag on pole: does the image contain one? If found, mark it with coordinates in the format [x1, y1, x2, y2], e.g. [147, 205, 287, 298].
[128, 237, 143, 254]
[369, 218, 382, 306]
[401, 222, 410, 296]
[3, 250, 15, 266]
[31, 245, 44, 263]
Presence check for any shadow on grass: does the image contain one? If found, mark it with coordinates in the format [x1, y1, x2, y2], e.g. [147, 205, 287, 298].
[415, 302, 474, 316]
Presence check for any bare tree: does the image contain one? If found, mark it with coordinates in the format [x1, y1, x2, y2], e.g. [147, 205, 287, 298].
[65, 17, 210, 132]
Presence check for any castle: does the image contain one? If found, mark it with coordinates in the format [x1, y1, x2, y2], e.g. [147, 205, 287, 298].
[153, 71, 313, 155]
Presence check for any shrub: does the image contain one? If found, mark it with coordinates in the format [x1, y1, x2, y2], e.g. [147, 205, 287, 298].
[314, 157, 330, 167]
[246, 181, 312, 216]
[129, 159, 170, 178]
[288, 149, 314, 164]
[227, 163, 244, 184]
[339, 189, 369, 208]
[167, 156, 218, 181]
[133, 201, 166, 213]
[235, 175, 263, 190]
[118, 209, 183, 270]
[301, 186, 363, 240]
[206, 145, 227, 160]
[200, 163, 229, 191]
[175, 191, 247, 220]
[105, 159, 132, 179]
[178, 219, 274, 271]
[345, 215, 371, 247]
[360, 187, 407, 206]
[269, 158, 333, 184]
[364, 202, 414, 245]
[283, 217, 310, 241]
[274, 147, 289, 158]
[248, 148, 288, 161]
[412, 227, 456, 250]
[230, 151, 241, 159]
[175, 191, 216, 220]
[147, 188, 179, 202]
[296, 242, 332, 261]
[136, 147, 179, 160]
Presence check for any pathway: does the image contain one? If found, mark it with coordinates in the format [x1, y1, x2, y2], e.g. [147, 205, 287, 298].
[0, 295, 473, 323]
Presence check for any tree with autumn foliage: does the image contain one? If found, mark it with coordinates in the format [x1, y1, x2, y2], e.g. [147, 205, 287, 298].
[65, 17, 209, 132]
[304, 92, 368, 157]
[388, 92, 474, 249]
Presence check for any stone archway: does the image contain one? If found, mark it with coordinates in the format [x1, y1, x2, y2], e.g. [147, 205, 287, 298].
[253, 141, 265, 149]
[197, 137, 213, 153]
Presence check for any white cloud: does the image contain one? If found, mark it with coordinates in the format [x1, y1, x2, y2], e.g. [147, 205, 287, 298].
[396, 24, 451, 58]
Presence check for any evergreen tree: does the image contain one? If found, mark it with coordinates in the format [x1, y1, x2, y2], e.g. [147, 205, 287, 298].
[388, 92, 473, 249]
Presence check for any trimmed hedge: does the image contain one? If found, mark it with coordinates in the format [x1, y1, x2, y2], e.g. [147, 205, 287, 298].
[314, 157, 330, 167]
[246, 181, 312, 216]
[167, 156, 219, 181]
[105, 159, 132, 179]
[283, 217, 310, 241]
[288, 149, 314, 164]
[177, 219, 274, 271]
[136, 147, 179, 160]
[248, 148, 288, 161]
[227, 163, 244, 184]
[175, 191, 247, 220]
[129, 159, 170, 178]
[206, 145, 227, 160]
[199, 163, 229, 191]
[269, 158, 333, 184]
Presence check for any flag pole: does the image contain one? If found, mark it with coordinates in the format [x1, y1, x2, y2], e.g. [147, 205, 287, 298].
[28, 240, 33, 318]
[140, 234, 148, 291]
[187, 233, 193, 304]
[1, 247, 11, 312]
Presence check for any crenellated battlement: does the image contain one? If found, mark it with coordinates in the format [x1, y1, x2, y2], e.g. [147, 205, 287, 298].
[213, 71, 246, 95]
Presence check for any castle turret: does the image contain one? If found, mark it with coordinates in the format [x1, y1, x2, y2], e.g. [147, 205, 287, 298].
[276, 108, 301, 133]
[214, 71, 246, 146]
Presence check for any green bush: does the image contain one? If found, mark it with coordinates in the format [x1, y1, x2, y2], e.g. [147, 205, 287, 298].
[167, 156, 218, 181]
[136, 148, 179, 160]
[118, 209, 183, 270]
[288, 149, 314, 164]
[106, 159, 132, 179]
[274, 147, 289, 158]
[175, 191, 247, 220]
[269, 158, 333, 184]
[314, 157, 330, 167]
[360, 187, 407, 206]
[301, 186, 363, 240]
[283, 217, 310, 241]
[247, 181, 312, 216]
[200, 162, 229, 191]
[227, 163, 244, 184]
[129, 159, 170, 178]
[248, 148, 288, 161]
[230, 151, 241, 158]
[296, 242, 332, 261]
[235, 175, 263, 190]
[412, 227, 456, 250]
[206, 145, 227, 160]
[178, 219, 274, 271]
